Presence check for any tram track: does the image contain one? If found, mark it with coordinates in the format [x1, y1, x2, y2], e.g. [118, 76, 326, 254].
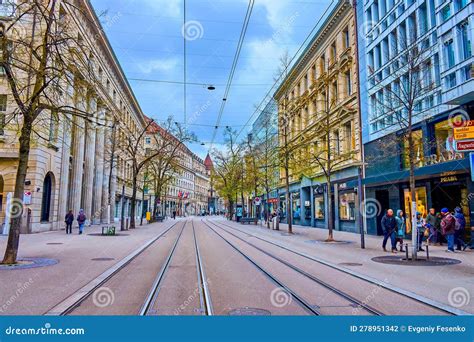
[206, 219, 383, 315]
[46, 220, 184, 316]
[210, 219, 457, 316]
[201, 219, 321, 315]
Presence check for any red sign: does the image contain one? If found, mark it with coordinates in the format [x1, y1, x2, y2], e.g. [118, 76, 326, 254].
[267, 198, 278, 204]
[455, 139, 474, 152]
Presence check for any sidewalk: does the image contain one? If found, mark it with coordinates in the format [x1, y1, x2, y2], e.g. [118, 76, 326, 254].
[0, 220, 177, 315]
[221, 218, 474, 314]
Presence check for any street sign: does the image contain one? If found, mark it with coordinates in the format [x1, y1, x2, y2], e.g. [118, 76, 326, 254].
[23, 191, 32, 205]
[455, 139, 474, 152]
[454, 125, 474, 140]
[254, 197, 261, 206]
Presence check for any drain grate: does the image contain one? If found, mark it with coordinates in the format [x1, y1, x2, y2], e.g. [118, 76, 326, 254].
[46, 243, 63, 245]
[371, 255, 461, 266]
[228, 307, 272, 316]
[87, 233, 129, 237]
[91, 257, 115, 261]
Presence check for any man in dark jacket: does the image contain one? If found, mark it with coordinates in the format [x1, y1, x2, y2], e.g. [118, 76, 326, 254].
[440, 208, 455, 252]
[454, 207, 468, 251]
[65, 210, 74, 234]
[381, 209, 397, 253]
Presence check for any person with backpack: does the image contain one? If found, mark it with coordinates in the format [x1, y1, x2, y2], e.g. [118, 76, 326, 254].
[65, 210, 74, 234]
[454, 207, 468, 251]
[440, 208, 456, 252]
[77, 209, 86, 235]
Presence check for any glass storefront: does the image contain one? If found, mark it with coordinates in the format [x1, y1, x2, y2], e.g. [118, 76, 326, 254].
[339, 192, 356, 221]
[279, 195, 286, 219]
[402, 130, 424, 169]
[314, 195, 325, 219]
[292, 192, 301, 220]
[403, 187, 428, 234]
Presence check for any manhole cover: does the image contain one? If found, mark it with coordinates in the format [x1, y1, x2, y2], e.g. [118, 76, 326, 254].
[305, 240, 353, 245]
[371, 256, 461, 266]
[0, 258, 58, 270]
[87, 233, 129, 237]
[228, 307, 271, 316]
[46, 243, 63, 245]
[91, 258, 115, 261]
[339, 262, 363, 267]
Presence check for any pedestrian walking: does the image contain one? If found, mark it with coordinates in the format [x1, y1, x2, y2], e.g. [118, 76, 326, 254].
[454, 207, 468, 251]
[65, 210, 74, 234]
[395, 210, 405, 252]
[436, 211, 444, 246]
[425, 208, 439, 246]
[77, 209, 86, 235]
[416, 212, 426, 252]
[172, 210, 176, 220]
[440, 208, 456, 252]
[381, 209, 397, 253]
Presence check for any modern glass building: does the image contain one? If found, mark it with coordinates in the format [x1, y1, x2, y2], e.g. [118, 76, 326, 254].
[357, 0, 474, 235]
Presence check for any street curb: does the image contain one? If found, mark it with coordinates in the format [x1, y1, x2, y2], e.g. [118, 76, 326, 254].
[44, 221, 178, 316]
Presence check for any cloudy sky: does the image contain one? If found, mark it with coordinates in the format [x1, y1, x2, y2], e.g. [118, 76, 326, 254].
[90, 0, 334, 158]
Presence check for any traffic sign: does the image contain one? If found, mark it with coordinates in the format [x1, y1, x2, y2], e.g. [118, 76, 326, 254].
[254, 197, 261, 206]
[455, 139, 474, 152]
[454, 125, 474, 140]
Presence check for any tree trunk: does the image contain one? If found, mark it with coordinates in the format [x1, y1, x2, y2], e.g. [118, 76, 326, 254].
[408, 130, 417, 259]
[326, 177, 334, 242]
[2, 120, 32, 264]
[129, 173, 138, 229]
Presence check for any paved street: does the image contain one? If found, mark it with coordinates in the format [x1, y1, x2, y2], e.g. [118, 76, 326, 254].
[0, 217, 471, 316]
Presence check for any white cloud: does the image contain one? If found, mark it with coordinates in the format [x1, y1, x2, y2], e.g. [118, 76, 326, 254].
[142, 0, 182, 17]
[138, 58, 180, 74]
[250, 0, 297, 32]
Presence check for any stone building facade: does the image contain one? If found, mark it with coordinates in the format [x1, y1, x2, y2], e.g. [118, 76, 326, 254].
[0, 0, 146, 233]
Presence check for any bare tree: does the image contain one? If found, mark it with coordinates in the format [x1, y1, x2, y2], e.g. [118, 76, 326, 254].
[0, 0, 99, 264]
[124, 117, 195, 229]
[371, 32, 437, 258]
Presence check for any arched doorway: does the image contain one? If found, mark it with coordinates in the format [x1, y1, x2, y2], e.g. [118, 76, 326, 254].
[41, 172, 54, 222]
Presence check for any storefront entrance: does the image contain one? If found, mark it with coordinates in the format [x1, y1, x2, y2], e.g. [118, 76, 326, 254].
[431, 182, 468, 215]
[375, 190, 389, 236]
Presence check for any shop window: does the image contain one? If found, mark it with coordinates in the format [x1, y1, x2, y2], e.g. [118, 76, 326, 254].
[403, 187, 427, 234]
[314, 195, 325, 219]
[434, 119, 460, 161]
[292, 193, 301, 220]
[402, 130, 424, 169]
[279, 195, 286, 219]
[339, 192, 356, 221]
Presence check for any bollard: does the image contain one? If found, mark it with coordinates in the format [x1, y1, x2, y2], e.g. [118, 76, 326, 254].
[405, 244, 409, 261]
[426, 244, 429, 260]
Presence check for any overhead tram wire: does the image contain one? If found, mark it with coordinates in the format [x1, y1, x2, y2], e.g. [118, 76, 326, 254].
[235, 0, 336, 140]
[127, 78, 271, 87]
[184, 0, 187, 127]
[208, 0, 254, 152]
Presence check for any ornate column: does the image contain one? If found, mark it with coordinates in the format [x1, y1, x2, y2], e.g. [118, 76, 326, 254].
[101, 118, 111, 224]
[92, 107, 106, 224]
[82, 96, 97, 225]
[70, 97, 86, 218]
[109, 152, 117, 223]
[57, 114, 72, 229]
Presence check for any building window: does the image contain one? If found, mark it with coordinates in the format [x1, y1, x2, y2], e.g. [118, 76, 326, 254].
[434, 119, 461, 160]
[330, 42, 337, 64]
[339, 192, 356, 221]
[402, 130, 424, 169]
[345, 71, 352, 96]
[459, 22, 471, 61]
[48, 111, 59, 143]
[454, 0, 468, 11]
[343, 27, 350, 50]
[403, 187, 427, 234]
[441, 4, 451, 22]
[41, 173, 54, 223]
[314, 195, 324, 219]
[145, 137, 151, 144]
[0, 94, 6, 135]
[445, 72, 456, 88]
[292, 192, 301, 220]
[444, 39, 455, 69]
